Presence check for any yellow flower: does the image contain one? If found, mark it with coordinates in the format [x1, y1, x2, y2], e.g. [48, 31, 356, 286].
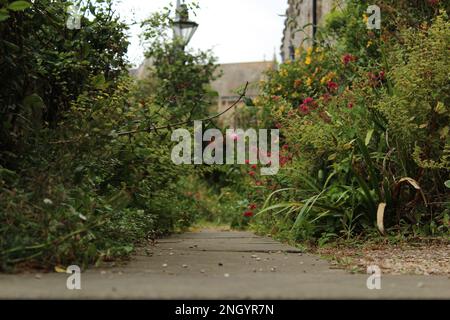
[363, 14, 368, 24]
[306, 47, 313, 56]
[320, 71, 336, 84]
[305, 56, 312, 65]
[279, 68, 288, 77]
[306, 77, 313, 87]
[295, 47, 302, 58]
[366, 40, 373, 48]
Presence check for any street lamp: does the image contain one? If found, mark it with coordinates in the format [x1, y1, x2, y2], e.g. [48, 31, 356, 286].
[173, 0, 198, 48]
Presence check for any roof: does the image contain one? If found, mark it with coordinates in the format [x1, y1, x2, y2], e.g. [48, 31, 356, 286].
[211, 61, 276, 98]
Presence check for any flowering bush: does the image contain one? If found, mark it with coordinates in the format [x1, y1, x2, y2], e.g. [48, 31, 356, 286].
[247, 4, 449, 242]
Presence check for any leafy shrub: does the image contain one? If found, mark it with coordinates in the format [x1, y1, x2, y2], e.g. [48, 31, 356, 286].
[248, 5, 450, 242]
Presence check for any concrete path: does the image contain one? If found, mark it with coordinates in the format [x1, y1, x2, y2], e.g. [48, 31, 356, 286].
[1, 229, 449, 299]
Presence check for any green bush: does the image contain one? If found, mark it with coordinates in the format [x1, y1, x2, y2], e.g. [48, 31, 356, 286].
[248, 5, 450, 242]
[0, 1, 214, 271]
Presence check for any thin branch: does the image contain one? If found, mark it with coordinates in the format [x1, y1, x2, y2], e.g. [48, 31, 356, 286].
[117, 81, 249, 136]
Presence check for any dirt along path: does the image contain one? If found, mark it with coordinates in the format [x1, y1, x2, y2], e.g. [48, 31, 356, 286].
[0, 229, 449, 299]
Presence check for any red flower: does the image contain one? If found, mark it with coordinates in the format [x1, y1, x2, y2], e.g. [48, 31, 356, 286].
[249, 171, 256, 177]
[299, 104, 310, 114]
[255, 180, 262, 186]
[342, 54, 357, 66]
[251, 164, 257, 169]
[303, 97, 314, 104]
[249, 204, 257, 210]
[378, 71, 385, 80]
[327, 81, 338, 91]
[347, 102, 354, 109]
[245, 159, 250, 165]
[275, 123, 282, 129]
[282, 144, 289, 150]
[244, 211, 254, 217]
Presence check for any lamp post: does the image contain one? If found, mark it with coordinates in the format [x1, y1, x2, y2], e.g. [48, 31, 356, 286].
[173, 0, 198, 49]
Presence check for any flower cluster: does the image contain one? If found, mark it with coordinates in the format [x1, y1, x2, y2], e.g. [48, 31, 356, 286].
[342, 53, 357, 66]
[298, 97, 318, 115]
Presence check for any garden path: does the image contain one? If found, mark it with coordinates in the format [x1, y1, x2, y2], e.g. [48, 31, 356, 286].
[0, 229, 449, 299]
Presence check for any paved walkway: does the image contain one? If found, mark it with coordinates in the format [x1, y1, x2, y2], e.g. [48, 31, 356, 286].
[1, 229, 449, 299]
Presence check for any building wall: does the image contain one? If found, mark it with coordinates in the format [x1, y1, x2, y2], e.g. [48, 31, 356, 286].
[210, 61, 275, 127]
[280, 0, 335, 62]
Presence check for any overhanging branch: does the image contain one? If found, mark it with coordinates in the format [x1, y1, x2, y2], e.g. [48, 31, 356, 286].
[117, 81, 249, 136]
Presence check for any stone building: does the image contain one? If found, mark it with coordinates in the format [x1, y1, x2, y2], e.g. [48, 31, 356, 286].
[210, 61, 276, 126]
[280, 0, 334, 62]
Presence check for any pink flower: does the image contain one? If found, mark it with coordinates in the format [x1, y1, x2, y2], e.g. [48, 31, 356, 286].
[299, 104, 310, 114]
[255, 180, 262, 186]
[229, 133, 239, 141]
[249, 204, 257, 210]
[303, 97, 314, 104]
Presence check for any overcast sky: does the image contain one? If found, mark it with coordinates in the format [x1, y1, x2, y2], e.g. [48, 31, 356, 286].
[114, 0, 288, 67]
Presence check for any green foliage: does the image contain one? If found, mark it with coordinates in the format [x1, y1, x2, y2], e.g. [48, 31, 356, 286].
[248, 4, 450, 243]
[0, 1, 216, 271]
[0, 0, 129, 166]
[140, 4, 218, 122]
[377, 13, 450, 171]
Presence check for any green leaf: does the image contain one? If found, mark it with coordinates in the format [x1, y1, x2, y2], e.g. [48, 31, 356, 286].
[435, 102, 446, 115]
[0, 12, 9, 22]
[8, 1, 32, 11]
[445, 180, 450, 189]
[91, 74, 107, 89]
[23, 94, 44, 109]
[243, 97, 255, 106]
[365, 129, 374, 146]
